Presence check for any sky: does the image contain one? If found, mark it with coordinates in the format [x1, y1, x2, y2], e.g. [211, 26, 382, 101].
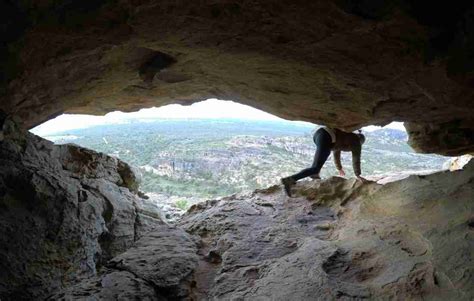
[31, 98, 405, 136]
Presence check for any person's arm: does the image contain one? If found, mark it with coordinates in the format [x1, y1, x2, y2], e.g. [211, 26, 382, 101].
[352, 146, 361, 177]
[333, 150, 345, 176]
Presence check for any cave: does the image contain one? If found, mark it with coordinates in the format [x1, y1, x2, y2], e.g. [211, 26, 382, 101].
[1, 1, 473, 300]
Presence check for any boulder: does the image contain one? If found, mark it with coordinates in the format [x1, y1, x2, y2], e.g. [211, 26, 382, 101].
[48, 224, 199, 300]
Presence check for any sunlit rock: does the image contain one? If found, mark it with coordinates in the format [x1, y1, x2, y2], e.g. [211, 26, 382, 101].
[178, 162, 474, 299]
[443, 154, 473, 171]
[1, 1, 473, 155]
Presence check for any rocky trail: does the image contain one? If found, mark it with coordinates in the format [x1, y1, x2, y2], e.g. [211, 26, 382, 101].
[179, 170, 474, 300]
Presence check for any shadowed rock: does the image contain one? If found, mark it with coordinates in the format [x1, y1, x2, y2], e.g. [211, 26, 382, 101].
[1, 119, 473, 300]
[0, 118, 163, 299]
[1, 1, 474, 155]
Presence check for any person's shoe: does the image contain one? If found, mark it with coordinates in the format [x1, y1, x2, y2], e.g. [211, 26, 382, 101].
[281, 177, 295, 197]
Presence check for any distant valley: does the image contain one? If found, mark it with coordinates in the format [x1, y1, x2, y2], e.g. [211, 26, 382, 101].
[41, 119, 447, 211]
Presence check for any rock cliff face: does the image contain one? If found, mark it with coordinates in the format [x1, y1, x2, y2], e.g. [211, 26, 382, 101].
[1, 0, 474, 155]
[0, 119, 166, 299]
[2, 120, 472, 300]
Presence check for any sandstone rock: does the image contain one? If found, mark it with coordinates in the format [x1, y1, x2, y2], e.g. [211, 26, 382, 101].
[107, 225, 199, 298]
[406, 121, 474, 156]
[0, 119, 163, 300]
[47, 270, 158, 301]
[443, 154, 473, 171]
[1, 118, 474, 300]
[178, 161, 474, 300]
[1, 1, 474, 155]
[48, 224, 199, 300]
[366, 169, 440, 185]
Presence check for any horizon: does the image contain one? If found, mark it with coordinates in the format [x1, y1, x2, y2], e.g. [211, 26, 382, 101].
[31, 99, 405, 136]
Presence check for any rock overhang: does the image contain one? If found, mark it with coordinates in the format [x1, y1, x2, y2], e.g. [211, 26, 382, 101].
[0, 0, 473, 155]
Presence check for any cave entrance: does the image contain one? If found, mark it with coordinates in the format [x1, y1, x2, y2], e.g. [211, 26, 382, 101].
[31, 99, 448, 220]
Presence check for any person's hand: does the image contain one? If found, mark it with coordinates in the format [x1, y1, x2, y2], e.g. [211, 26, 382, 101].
[338, 169, 346, 177]
[356, 176, 370, 183]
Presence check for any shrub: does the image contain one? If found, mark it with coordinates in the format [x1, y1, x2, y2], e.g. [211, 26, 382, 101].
[175, 199, 188, 210]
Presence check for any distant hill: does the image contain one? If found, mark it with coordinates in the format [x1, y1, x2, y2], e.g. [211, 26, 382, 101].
[41, 119, 447, 206]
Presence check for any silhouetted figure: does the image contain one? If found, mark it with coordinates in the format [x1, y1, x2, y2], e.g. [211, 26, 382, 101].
[281, 127, 366, 197]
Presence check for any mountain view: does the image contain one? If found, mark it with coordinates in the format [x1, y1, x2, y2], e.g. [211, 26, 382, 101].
[40, 119, 447, 215]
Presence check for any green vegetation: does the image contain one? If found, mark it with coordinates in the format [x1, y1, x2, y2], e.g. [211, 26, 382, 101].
[140, 171, 238, 198]
[43, 119, 447, 202]
[175, 199, 189, 210]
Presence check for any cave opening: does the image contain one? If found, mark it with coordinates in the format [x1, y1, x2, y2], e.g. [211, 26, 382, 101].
[1, 0, 474, 298]
[30, 99, 450, 221]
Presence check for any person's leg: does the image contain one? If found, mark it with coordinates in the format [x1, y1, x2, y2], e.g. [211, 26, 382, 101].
[282, 129, 332, 196]
[290, 129, 332, 181]
[310, 135, 327, 179]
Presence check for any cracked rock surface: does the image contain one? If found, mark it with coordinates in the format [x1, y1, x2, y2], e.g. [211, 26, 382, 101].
[179, 166, 474, 300]
[48, 225, 200, 300]
[1, 120, 473, 300]
[1, 1, 474, 155]
[0, 119, 163, 299]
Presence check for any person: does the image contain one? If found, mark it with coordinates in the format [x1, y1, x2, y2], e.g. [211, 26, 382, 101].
[281, 126, 366, 197]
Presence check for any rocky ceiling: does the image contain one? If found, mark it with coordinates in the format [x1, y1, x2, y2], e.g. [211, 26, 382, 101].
[0, 0, 473, 155]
